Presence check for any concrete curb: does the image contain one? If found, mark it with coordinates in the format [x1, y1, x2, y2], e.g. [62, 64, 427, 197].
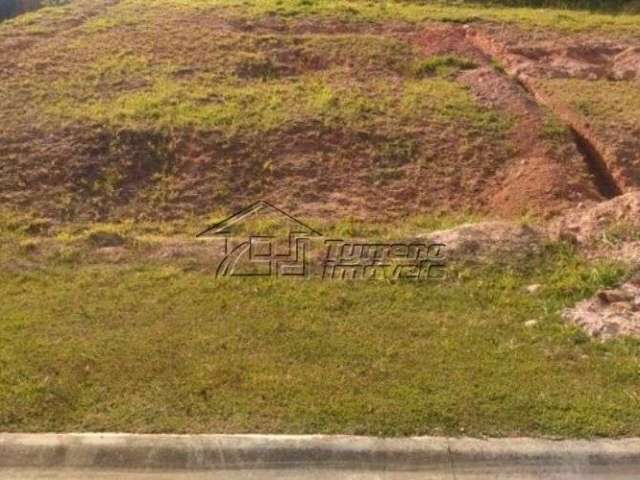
[1, 434, 640, 473]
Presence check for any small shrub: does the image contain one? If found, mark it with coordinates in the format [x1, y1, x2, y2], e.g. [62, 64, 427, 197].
[376, 138, 419, 167]
[491, 58, 507, 74]
[24, 219, 51, 235]
[19, 239, 39, 253]
[234, 53, 283, 81]
[87, 230, 126, 248]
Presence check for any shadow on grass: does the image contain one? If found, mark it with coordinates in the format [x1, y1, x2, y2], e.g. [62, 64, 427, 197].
[438, 0, 639, 13]
[0, 0, 68, 21]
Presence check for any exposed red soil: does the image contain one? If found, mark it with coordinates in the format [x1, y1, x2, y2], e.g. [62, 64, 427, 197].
[466, 25, 640, 196]
[415, 26, 604, 217]
[467, 25, 640, 81]
[0, 122, 514, 220]
[410, 24, 490, 62]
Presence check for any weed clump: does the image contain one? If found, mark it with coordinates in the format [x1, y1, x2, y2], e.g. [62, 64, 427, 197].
[86, 230, 126, 247]
[234, 53, 286, 81]
[412, 55, 478, 78]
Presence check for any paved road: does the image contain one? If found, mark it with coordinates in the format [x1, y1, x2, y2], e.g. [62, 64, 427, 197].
[3, 467, 640, 479]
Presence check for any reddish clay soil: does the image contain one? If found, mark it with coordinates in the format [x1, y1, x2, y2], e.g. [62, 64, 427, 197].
[468, 25, 640, 81]
[466, 25, 640, 196]
[414, 26, 604, 217]
[0, 123, 517, 221]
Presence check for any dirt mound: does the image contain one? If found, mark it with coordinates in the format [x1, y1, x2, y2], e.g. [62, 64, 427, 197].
[422, 221, 545, 260]
[563, 277, 640, 340]
[548, 191, 640, 264]
[549, 191, 640, 244]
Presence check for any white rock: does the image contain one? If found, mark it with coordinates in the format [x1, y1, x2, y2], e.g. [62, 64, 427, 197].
[526, 284, 542, 294]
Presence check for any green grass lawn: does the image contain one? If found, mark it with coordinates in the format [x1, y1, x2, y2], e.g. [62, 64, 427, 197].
[1, 232, 639, 437]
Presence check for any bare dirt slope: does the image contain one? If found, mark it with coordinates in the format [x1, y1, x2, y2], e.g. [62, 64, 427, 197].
[467, 25, 640, 195]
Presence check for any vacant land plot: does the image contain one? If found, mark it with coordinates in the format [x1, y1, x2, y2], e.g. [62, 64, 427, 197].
[1, 0, 639, 437]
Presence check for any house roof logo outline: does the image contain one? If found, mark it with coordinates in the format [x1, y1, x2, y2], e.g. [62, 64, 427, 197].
[197, 200, 322, 238]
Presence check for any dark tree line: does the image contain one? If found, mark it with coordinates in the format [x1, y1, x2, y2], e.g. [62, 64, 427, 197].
[0, 0, 42, 20]
[0, 0, 637, 21]
[465, 0, 638, 9]
[408, 0, 638, 11]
